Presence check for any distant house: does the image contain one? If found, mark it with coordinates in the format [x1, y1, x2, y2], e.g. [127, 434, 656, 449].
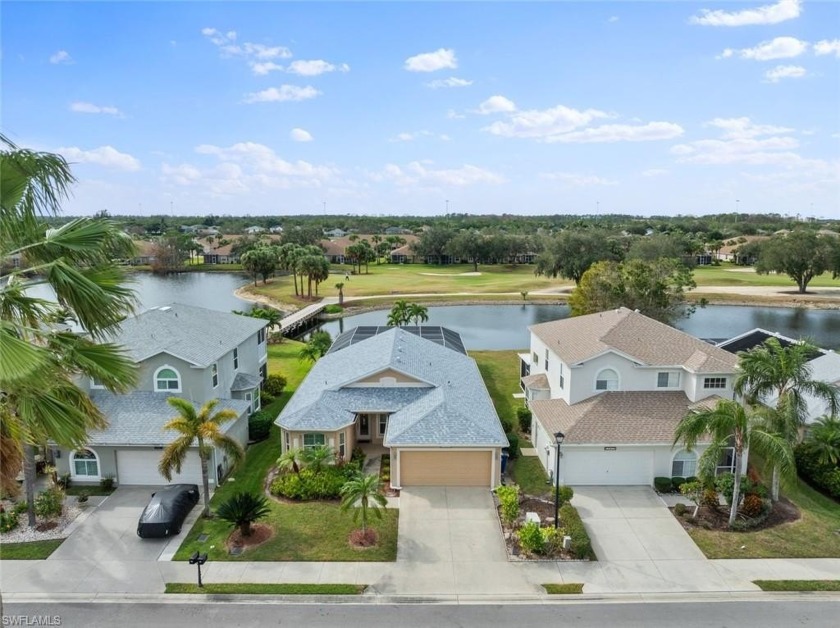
[54, 304, 268, 487]
[127, 240, 157, 266]
[200, 236, 242, 264]
[269, 225, 284, 234]
[389, 244, 414, 264]
[717, 328, 840, 426]
[718, 235, 769, 263]
[324, 228, 348, 238]
[197, 227, 220, 237]
[321, 238, 347, 264]
[245, 225, 266, 235]
[276, 326, 508, 488]
[521, 308, 739, 486]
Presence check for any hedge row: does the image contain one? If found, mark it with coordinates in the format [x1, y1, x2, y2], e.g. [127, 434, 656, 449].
[559, 503, 594, 560]
[795, 444, 840, 500]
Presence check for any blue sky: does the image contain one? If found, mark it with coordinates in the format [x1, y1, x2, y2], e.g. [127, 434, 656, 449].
[3, 1, 838, 217]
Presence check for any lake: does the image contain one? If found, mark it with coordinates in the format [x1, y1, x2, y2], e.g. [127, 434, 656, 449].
[26, 272, 840, 351]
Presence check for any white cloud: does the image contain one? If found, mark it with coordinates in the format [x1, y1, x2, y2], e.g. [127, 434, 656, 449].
[202, 27, 293, 75]
[290, 128, 313, 142]
[706, 117, 794, 139]
[608, 16, 620, 23]
[57, 146, 141, 171]
[719, 36, 808, 61]
[447, 109, 466, 120]
[642, 169, 669, 177]
[49, 50, 73, 64]
[814, 39, 840, 57]
[548, 122, 685, 144]
[426, 77, 473, 89]
[243, 85, 321, 103]
[476, 95, 517, 114]
[251, 62, 284, 75]
[764, 64, 808, 83]
[404, 48, 457, 72]
[691, 0, 801, 27]
[540, 172, 617, 186]
[287, 59, 350, 76]
[390, 130, 450, 142]
[483, 104, 608, 138]
[69, 102, 123, 116]
[380, 161, 505, 187]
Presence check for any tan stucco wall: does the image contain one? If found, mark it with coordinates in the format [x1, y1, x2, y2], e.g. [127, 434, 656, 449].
[282, 426, 355, 462]
[353, 368, 426, 385]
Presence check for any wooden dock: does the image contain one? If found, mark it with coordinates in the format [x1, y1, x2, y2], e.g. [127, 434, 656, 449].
[279, 300, 330, 335]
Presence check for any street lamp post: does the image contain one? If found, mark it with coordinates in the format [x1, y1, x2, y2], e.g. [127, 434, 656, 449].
[554, 431, 565, 529]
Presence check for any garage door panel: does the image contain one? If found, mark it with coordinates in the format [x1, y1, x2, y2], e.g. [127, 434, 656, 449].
[563, 450, 652, 486]
[117, 449, 202, 486]
[400, 450, 491, 487]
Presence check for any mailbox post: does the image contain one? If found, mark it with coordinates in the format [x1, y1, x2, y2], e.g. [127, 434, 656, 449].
[189, 551, 208, 588]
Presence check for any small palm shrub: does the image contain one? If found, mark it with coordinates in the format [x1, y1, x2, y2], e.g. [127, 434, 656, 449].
[340, 473, 388, 534]
[495, 485, 520, 527]
[216, 492, 271, 537]
[302, 445, 334, 472]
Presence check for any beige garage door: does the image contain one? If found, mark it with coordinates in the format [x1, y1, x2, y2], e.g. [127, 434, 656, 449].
[400, 450, 492, 487]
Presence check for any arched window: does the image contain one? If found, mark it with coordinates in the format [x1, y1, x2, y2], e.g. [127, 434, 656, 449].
[595, 368, 619, 391]
[71, 448, 100, 478]
[671, 449, 697, 477]
[154, 366, 181, 392]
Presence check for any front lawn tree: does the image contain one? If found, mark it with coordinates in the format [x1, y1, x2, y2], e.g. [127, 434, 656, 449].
[674, 399, 795, 528]
[240, 246, 278, 285]
[535, 230, 622, 285]
[160, 398, 245, 517]
[569, 258, 696, 325]
[736, 338, 840, 500]
[340, 472, 387, 534]
[298, 331, 332, 363]
[755, 230, 835, 294]
[216, 492, 271, 538]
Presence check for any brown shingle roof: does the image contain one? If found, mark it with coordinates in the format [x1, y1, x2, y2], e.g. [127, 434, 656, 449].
[530, 392, 716, 444]
[521, 373, 550, 390]
[529, 307, 737, 374]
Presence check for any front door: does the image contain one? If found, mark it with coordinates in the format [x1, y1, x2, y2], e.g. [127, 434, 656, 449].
[358, 414, 371, 442]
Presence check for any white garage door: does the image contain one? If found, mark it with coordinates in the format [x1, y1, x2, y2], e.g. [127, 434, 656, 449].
[117, 449, 203, 486]
[563, 449, 652, 486]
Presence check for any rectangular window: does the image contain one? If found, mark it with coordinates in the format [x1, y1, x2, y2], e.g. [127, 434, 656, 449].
[339, 432, 346, 459]
[378, 414, 388, 436]
[658, 372, 680, 388]
[532, 352, 539, 366]
[559, 364, 564, 390]
[233, 347, 239, 370]
[303, 433, 326, 450]
[260, 363, 267, 384]
[258, 328, 266, 344]
[703, 377, 727, 389]
[545, 349, 549, 370]
[284, 430, 291, 453]
[253, 387, 261, 411]
[212, 363, 219, 388]
[74, 460, 98, 476]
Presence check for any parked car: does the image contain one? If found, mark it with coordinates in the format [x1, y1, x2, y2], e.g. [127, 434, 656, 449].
[136, 484, 199, 538]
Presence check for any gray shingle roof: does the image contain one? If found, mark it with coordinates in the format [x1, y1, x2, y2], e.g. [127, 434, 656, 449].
[529, 307, 738, 374]
[105, 303, 267, 367]
[86, 391, 251, 446]
[231, 372, 261, 392]
[276, 327, 508, 448]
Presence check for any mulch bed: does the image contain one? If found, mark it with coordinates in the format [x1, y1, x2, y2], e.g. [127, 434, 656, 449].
[672, 497, 801, 532]
[226, 523, 274, 552]
[497, 495, 578, 561]
[349, 528, 379, 549]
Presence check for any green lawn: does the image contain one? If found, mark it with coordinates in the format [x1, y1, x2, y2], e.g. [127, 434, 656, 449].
[166, 583, 366, 595]
[267, 340, 310, 391]
[509, 456, 551, 498]
[0, 539, 64, 560]
[687, 479, 840, 559]
[472, 350, 524, 429]
[543, 583, 584, 594]
[248, 263, 563, 309]
[753, 580, 840, 592]
[693, 264, 840, 289]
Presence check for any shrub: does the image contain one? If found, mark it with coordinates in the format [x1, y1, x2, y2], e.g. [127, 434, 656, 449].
[731, 498, 773, 531]
[351, 447, 366, 466]
[685, 476, 699, 485]
[500, 415, 514, 433]
[516, 407, 532, 433]
[518, 521, 545, 555]
[216, 492, 271, 537]
[0, 509, 19, 533]
[495, 485, 520, 527]
[741, 493, 764, 518]
[76, 489, 91, 504]
[34, 487, 64, 519]
[323, 304, 343, 314]
[13, 501, 28, 515]
[654, 477, 672, 493]
[555, 485, 574, 506]
[54, 472, 71, 490]
[559, 503, 593, 560]
[270, 465, 359, 501]
[702, 488, 720, 510]
[542, 526, 565, 555]
[263, 374, 287, 397]
[795, 443, 840, 499]
[671, 477, 686, 492]
[248, 410, 274, 441]
[260, 391, 275, 406]
[100, 476, 115, 491]
[506, 432, 520, 459]
[674, 502, 688, 516]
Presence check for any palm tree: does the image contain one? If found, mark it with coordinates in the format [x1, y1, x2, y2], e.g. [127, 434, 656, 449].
[807, 416, 840, 466]
[735, 338, 840, 500]
[302, 445, 334, 472]
[298, 330, 332, 363]
[674, 399, 795, 527]
[407, 303, 429, 326]
[386, 300, 411, 327]
[216, 492, 271, 537]
[159, 398, 245, 517]
[276, 448, 305, 475]
[335, 282, 345, 306]
[340, 472, 387, 533]
[1, 137, 138, 524]
[371, 235, 382, 264]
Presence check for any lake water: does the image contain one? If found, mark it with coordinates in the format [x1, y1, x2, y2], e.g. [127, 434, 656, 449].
[26, 272, 839, 351]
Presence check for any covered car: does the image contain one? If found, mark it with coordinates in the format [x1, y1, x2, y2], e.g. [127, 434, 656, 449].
[136, 484, 199, 538]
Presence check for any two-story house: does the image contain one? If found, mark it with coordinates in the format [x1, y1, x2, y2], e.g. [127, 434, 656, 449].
[55, 304, 268, 487]
[520, 307, 739, 486]
[275, 326, 509, 489]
